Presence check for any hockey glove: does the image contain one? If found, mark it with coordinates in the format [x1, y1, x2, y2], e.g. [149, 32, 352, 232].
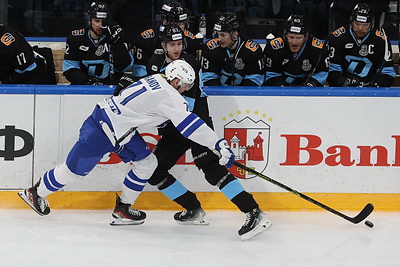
[114, 76, 135, 96]
[215, 139, 235, 168]
[102, 21, 123, 44]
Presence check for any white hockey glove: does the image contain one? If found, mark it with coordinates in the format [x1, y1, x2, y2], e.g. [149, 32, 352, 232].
[215, 139, 235, 168]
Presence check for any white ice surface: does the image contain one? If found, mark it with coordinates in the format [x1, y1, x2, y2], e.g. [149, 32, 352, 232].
[0, 210, 399, 267]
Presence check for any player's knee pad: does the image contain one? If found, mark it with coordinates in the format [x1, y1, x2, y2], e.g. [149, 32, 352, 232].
[201, 161, 232, 186]
[131, 152, 158, 179]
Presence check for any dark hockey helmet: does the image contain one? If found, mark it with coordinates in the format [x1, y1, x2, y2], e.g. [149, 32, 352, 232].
[284, 15, 307, 35]
[351, 3, 374, 26]
[161, 2, 188, 25]
[214, 12, 241, 33]
[88, 1, 108, 19]
[160, 23, 184, 43]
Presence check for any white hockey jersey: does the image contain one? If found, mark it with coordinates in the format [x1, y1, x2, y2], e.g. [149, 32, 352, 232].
[98, 74, 219, 150]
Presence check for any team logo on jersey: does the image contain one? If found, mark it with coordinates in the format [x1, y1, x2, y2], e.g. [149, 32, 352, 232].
[72, 29, 85, 36]
[184, 30, 196, 39]
[375, 30, 386, 40]
[1, 33, 15, 46]
[270, 37, 284, 50]
[141, 29, 155, 39]
[311, 37, 324, 49]
[245, 40, 259, 52]
[222, 111, 272, 178]
[333, 26, 346, 37]
[359, 45, 368, 56]
[302, 59, 312, 71]
[345, 43, 353, 49]
[95, 45, 105, 56]
[206, 38, 220, 50]
[154, 48, 164, 55]
[235, 58, 245, 70]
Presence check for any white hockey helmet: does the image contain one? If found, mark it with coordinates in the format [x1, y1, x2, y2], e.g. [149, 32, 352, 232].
[165, 59, 195, 90]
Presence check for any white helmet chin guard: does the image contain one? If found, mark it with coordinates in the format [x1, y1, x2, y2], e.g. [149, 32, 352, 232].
[165, 59, 195, 90]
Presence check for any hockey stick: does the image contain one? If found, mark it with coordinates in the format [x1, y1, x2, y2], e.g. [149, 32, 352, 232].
[234, 162, 374, 224]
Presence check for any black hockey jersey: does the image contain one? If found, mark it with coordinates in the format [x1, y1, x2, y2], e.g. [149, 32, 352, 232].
[327, 26, 395, 87]
[146, 51, 204, 112]
[201, 37, 264, 86]
[132, 27, 203, 80]
[63, 28, 133, 85]
[0, 24, 45, 84]
[263, 36, 329, 86]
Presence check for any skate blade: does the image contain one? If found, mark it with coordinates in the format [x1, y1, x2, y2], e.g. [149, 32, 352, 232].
[110, 217, 145, 226]
[175, 219, 210, 225]
[241, 217, 272, 241]
[17, 191, 49, 216]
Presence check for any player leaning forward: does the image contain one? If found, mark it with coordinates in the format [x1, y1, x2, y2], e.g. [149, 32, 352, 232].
[18, 60, 271, 240]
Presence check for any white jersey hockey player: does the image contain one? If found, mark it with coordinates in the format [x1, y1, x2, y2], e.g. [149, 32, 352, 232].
[18, 60, 235, 226]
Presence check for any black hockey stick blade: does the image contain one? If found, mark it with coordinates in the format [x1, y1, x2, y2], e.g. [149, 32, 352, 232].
[234, 161, 374, 224]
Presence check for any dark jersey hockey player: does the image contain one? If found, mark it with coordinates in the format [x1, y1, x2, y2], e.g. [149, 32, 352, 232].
[63, 1, 133, 85]
[0, 24, 47, 84]
[201, 12, 264, 86]
[19, 60, 237, 228]
[131, 1, 203, 80]
[263, 15, 329, 86]
[327, 3, 395, 87]
[115, 24, 271, 240]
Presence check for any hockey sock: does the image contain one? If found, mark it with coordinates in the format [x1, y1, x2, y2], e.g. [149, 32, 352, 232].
[158, 175, 201, 210]
[120, 169, 148, 204]
[37, 163, 80, 198]
[218, 175, 258, 213]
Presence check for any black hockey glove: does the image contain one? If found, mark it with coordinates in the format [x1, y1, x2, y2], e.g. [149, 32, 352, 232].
[88, 77, 104, 85]
[343, 77, 362, 87]
[102, 21, 123, 44]
[114, 75, 134, 96]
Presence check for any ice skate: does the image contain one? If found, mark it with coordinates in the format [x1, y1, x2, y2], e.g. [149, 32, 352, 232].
[174, 207, 209, 225]
[110, 194, 146, 226]
[18, 180, 50, 216]
[238, 207, 271, 241]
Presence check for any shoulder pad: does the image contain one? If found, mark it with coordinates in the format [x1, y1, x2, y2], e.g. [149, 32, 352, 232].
[184, 30, 196, 40]
[71, 29, 85, 36]
[0, 32, 16, 46]
[311, 37, 324, 49]
[206, 38, 220, 50]
[270, 37, 284, 50]
[245, 40, 260, 52]
[375, 30, 386, 40]
[141, 29, 155, 39]
[332, 27, 346, 37]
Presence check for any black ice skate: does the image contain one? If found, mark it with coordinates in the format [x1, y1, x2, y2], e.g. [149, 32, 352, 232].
[18, 180, 50, 216]
[110, 194, 146, 226]
[238, 207, 271, 241]
[174, 207, 209, 225]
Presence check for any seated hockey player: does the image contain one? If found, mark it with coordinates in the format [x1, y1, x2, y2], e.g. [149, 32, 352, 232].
[142, 24, 271, 240]
[327, 3, 395, 87]
[18, 60, 235, 228]
[0, 24, 49, 84]
[201, 12, 264, 86]
[263, 15, 329, 87]
[131, 1, 203, 80]
[63, 1, 133, 85]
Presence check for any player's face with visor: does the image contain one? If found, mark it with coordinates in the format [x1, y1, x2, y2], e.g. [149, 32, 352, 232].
[351, 20, 371, 39]
[90, 18, 104, 37]
[286, 32, 306, 53]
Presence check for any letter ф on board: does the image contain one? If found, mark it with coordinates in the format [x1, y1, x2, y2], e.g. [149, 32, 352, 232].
[0, 126, 34, 161]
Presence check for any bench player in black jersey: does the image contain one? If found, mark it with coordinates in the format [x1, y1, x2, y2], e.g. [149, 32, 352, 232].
[263, 15, 329, 87]
[131, 1, 203, 80]
[327, 3, 395, 87]
[63, 1, 133, 85]
[201, 12, 264, 86]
